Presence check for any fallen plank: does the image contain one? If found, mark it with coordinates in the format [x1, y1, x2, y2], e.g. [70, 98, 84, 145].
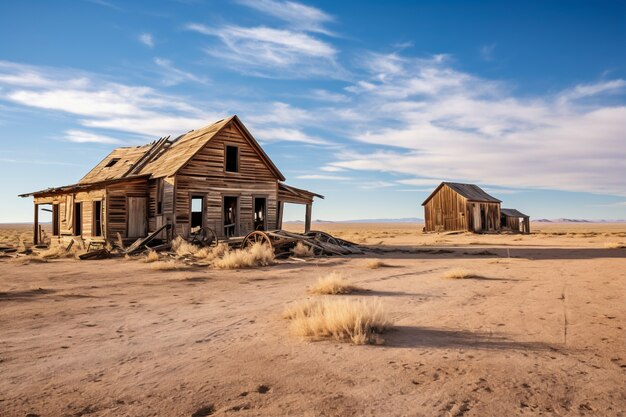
[79, 249, 111, 260]
[125, 224, 171, 255]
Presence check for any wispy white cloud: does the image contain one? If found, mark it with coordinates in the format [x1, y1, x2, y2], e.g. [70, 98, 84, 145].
[82, 0, 120, 10]
[139, 33, 154, 48]
[0, 61, 333, 145]
[558, 79, 625, 103]
[358, 181, 396, 189]
[326, 52, 626, 197]
[309, 89, 349, 103]
[320, 165, 346, 172]
[64, 129, 125, 144]
[185, 23, 344, 78]
[480, 43, 496, 61]
[235, 0, 334, 35]
[154, 58, 209, 86]
[254, 127, 330, 145]
[296, 174, 351, 180]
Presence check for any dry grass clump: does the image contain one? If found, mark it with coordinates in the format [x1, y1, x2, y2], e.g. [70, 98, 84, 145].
[310, 272, 359, 295]
[195, 243, 229, 261]
[171, 236, 200, 257]
[143, 250, 160, 263]
[38, 245, 73, 259]
[213, 243, 274, 269]
[444, 268, 477, 279]
[283, 298, 392, 344]
[366, 259, 392, 269]
[150, 260, 180, 271]
[11, 255, 48, 265]
[604, 242, 626, 249]
[292, 241, 314, 258]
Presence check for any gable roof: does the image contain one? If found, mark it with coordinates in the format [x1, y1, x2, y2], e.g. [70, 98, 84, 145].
[422, 182, 501, 205]
[501, 208, 529, 218]
[79, 115, 285, 184]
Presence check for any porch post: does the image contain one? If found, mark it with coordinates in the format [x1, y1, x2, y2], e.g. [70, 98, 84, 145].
[33, 203, 39, 245]
[277, 201, 284, 230]
[304, 203, 312, 233]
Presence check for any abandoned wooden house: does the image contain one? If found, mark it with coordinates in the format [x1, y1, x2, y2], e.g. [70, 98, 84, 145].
[500, 208, 531, 234]
[422, 182, 530, 234]
[20, 115, 323, 246]
[422, 182, 502, 233]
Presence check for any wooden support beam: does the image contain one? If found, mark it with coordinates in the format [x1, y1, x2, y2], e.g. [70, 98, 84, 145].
[304, 203, 312, 234]
[33, 204, 39, 245]
[277, 201, 284, 230]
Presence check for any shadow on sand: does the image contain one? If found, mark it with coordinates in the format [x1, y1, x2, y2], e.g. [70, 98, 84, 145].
[0, 288, 55, 301]
[366, 246, 626, 261]
[385, 326, 554, 351]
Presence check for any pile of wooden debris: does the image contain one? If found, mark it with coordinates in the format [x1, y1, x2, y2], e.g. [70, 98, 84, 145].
[79, 227, 363, 260]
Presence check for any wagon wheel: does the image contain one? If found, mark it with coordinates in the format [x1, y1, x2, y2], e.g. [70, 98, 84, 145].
[201, 227, 219, 247]
[243, 230, 272, 249]
[189, 227, 219, 247]
[307, 230, 339, 246]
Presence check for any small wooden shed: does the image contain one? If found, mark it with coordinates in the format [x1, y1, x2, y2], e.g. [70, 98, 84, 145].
[422, 182, 502, 233]
[20, 115, 322, 246]
[500, 208, 530, 234]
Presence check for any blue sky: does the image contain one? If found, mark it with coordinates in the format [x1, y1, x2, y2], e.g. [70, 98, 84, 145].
[1, 0, 625, 222]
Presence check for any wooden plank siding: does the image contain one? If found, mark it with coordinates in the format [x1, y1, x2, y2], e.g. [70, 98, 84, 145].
[105, 178, 149, 239]
[34, 188, 106, 246]
[423, 184, 469, 232]
[174, 122, 279, 238]
[423, 184, 501, 233]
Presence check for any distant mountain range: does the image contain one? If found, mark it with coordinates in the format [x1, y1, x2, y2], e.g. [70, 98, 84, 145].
[285, 217, 424, 224]
[284, 218, 626, 224]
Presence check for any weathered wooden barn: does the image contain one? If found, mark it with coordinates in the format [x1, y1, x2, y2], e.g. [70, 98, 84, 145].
[422, 182, 502, 233]
[20, 116, 322, 246]
[422, 182, 531, 234]
[500, 208, 530, 234]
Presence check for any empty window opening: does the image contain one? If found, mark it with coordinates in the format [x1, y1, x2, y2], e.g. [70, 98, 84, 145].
[93, 201, 103, 237]
[254, 197, 267, 231]
[225, 145, 239, 172]
[52, 203, 60, 236]
[223, 196, 238, 237]
[74, 202, 82, 236]
[105, 158, 120, 168]
[191, 196, 204, 231]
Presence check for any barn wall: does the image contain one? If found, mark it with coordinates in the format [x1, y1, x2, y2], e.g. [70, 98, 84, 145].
[105, 178, 149, 239]
[423, 184, 469, 232]
[174, 121, 278, 238]
[467, 202, 501, 232]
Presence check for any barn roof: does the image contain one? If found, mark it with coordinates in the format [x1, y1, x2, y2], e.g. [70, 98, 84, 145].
[501, 208, 529, 218]
[422, 182, 502, 205]
[79, 115, 285, 184]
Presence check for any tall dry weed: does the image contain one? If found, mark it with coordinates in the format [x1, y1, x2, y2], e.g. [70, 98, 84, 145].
[444, 268, 477, 279]
[195, 243, 229, 261]
[310, 272, 359, 295]
[292, 241, 314, 258]
[283, 298, 391, 344]
[171, 236, 201, 257]
[213, 242, 274, 269]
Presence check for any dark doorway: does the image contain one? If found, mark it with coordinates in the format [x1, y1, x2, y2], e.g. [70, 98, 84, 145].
[74, 202, 82, 236]
[223, 196, 238, 237]
[480, 206, 487, 231]
[254, 197, 267, 230]
[191, 196, 204, 232]
[52, 203, 60, 236]
[93, 201, 103, 236]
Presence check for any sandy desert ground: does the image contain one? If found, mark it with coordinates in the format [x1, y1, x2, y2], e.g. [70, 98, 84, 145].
[1, 222, 625, 417]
